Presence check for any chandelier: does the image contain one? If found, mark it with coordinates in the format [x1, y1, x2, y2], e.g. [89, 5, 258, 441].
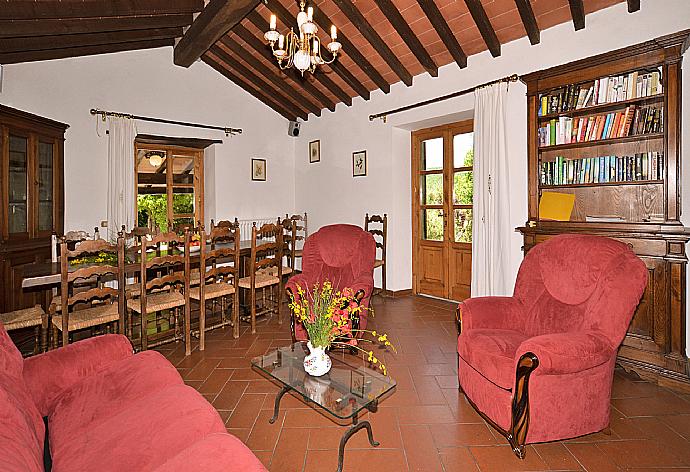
[263, 1, 342, 75]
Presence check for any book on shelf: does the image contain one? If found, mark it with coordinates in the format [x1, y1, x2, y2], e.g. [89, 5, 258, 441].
[537, 68, 662, 116]
[538, 104, 663, 147]
[540, 152, 664, 186]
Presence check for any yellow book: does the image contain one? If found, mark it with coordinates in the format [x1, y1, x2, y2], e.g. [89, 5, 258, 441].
[539, 191, 575, 221]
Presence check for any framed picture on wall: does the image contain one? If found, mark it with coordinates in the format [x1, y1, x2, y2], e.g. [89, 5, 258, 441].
[352, 150, 367, 177]
[309, 140, 320, 163]
[252, 158, 266, 181]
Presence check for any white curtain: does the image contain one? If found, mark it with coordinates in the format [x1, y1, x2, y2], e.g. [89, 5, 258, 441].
[471, 82, 513, 297]
[107, 116, 137, 241]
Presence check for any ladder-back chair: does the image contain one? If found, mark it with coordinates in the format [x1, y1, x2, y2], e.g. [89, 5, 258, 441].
[365, 213, 388, 297]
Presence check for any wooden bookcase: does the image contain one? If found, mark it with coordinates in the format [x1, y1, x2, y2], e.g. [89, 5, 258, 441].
[519, 30, 690, 392]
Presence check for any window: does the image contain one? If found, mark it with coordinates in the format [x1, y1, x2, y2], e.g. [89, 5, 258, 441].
[135, 143, 204, 232]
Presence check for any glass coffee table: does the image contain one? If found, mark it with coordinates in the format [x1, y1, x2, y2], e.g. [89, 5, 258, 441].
[252, 342, 396, 472]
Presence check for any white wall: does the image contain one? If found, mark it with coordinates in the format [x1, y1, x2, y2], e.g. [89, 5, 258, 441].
[0, 47, 296, 232]
[295, 1, 690, 298]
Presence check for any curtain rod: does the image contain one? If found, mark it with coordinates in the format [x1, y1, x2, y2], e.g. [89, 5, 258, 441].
[90, 108, 242, 136]
[368, 74, 519, 122]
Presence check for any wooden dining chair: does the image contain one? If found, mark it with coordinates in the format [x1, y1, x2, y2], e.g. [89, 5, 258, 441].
[365, 213, 388, 297]
[48, 229, 93, 316]
[127, 231, 191, 354]
[50, 235, 125, 349]
[238, 222, 284, 334]
[189, 225, 241, 346]
[285, 212, 307, 270]
[0, 305, 46, 355]
[210, 218, 238, 230]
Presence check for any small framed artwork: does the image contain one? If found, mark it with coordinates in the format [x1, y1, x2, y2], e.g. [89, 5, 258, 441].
[352, 150, 367, 177]
[309, 139, 320, 163]
[252, 158, 266, 181]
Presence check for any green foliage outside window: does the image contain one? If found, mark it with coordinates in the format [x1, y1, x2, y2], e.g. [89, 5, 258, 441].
[423, 149, 474, 242]
[137, 194, 194, 232]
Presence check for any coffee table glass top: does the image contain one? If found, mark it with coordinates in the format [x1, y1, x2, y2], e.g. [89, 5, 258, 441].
[251, 342, 396, 420]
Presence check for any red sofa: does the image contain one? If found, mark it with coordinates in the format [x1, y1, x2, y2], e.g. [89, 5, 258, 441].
[286, 223, 376, 341]
[457, 234, 647, 458]
[0, 325, 265, 472]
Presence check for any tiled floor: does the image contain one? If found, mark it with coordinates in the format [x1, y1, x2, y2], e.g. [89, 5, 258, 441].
[157, 295, 690, 471]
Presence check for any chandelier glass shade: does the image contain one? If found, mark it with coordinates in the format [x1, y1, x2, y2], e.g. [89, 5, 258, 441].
[264, 1, 342, 75]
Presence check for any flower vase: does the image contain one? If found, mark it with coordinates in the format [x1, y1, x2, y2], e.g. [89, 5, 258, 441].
[303, 341, 332, 376]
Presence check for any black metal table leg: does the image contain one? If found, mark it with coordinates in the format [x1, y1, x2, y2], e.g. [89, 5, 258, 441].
[269, 385, 290, 424]
[337, 418, 379, 472]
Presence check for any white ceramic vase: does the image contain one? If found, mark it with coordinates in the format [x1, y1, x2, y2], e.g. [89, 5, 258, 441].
[303, 341, 332, 376]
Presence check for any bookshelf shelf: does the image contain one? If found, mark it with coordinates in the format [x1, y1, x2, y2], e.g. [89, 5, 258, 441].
[537, 94, 664, 121]
[540, 179, 663, 190]
[538, 132, 663, 152]
[520, 30, 690, 392]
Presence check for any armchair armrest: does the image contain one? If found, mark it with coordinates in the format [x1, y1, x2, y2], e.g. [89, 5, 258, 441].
[23, 334, 133, 416]
[458, 297, 524, 331]
[350, 274, 374, 303]
[516, 331, 614, 375]
[285, 274, 310, 298]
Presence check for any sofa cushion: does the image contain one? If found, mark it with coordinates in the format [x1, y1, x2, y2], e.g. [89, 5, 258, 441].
[458, 328, 528, 390]
[0, 374, 44, 472]
[50, 384, 227, 472]
[153, 433, 267, 471]
[49, 351, 182, 441]
[0, 323, 23, 378]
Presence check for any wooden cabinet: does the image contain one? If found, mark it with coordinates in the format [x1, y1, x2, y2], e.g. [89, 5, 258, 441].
[519, 30, 690, 392]
[0, 105, 67, 313]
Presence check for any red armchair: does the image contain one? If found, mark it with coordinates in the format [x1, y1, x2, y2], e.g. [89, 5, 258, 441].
[285, 224, 375, 342]
[457, 234, 647, 458]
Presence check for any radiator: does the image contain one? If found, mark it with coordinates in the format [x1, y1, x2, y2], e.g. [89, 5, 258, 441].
[236, 217, 276, 240]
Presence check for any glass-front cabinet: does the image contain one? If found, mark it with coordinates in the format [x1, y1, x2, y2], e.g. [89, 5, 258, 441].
[0, 105, 67, 312]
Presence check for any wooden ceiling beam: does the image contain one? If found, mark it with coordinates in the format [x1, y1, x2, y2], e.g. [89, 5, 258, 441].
[627, 0, 640, 12]
[0, 28, 183, 54]
[417, 0, 467, 69]
[514, 0, 540, 45]
[372, 0, 437, 77]
[331, 61, 370, 101]
[242, 12, 337, 112]
[331, 0, 413, 86]
[213, 38, 321, 116]
[310, 7, 389, 94]
[203, 54, 301, 121]
[568, 0, 585, 31]
[463, 0, 501, 57]
[0, 0, 203, 20]
[249, 4, 354, 105]
[0, 38, 175, 64]
[209, 46, 310, 119]
[174, 0, 260, 67]
[0, 14, 193, 38]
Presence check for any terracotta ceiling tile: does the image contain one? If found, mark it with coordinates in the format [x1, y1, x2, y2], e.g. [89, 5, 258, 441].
[585, 0, 626, 13]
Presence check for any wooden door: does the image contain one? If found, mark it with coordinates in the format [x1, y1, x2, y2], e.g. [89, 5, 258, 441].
[412, 121, 474, 301]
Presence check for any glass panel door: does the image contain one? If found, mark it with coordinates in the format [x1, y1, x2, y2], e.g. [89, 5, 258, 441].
[8, 135, 28, 235]
[170, 154, 195, 229]
[420, 137, 444, 241]
[37, 141, 54, 232]
[452, 131, 474, 243]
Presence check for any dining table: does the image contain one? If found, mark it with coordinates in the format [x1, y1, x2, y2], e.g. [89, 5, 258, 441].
[21, 240, 255, 289]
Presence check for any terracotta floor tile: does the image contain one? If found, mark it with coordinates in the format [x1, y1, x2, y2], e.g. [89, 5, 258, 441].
[438, 447, 480, 471]
[532, 442, 583, 470]
[596, 439, 689, 468]
[226, 393, 266, 429]
[564, 442, 623, 472]
[157, 295, 690, 472]
[469, 445, 549, 471]
[271, 427, 309, 471]
[400, 424, 444, 471]
[246, 409, 286, 452]
[429, 423, 497, 447]
[397, 404, 457, 425]
[198, 368, 233, 395]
